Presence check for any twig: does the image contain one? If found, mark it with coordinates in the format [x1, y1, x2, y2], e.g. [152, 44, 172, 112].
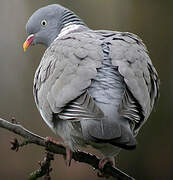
[29, 152, 54, 180]
[0, 117, 135, 180]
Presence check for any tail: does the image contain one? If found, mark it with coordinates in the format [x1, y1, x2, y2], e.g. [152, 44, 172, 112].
[82, 118, 137, 150]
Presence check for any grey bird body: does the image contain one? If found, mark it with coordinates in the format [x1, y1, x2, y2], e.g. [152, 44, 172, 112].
[24, 4, 159, 159]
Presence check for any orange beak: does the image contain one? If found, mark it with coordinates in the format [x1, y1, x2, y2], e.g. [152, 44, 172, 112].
[23, 34, 34, 51]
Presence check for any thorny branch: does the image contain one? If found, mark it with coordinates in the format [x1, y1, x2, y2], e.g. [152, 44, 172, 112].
[0, 117, 135, 180]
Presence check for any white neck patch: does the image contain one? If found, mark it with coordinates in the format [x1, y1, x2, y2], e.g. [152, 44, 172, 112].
[54, 24, 82, 41]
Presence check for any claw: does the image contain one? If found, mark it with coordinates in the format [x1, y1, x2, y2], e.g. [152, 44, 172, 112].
[65, 148, 73, 167]
[45, 137, 73, 167]
[98, 157, 115, 170]
[97, 157, 115, 178]
[45, 137, 64, 147]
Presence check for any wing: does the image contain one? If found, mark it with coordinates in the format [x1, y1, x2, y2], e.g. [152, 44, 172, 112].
[33, 31, 105, 130]
[104, 31, 160, 135]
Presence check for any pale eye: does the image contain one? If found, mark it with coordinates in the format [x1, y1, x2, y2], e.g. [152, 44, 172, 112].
[41, 20, 47, 26]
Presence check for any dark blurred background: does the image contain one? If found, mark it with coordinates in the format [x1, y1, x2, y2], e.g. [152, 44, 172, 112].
[0, 0, 172, 179]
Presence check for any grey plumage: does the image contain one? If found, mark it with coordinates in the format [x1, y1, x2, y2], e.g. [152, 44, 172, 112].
[25, 4, 159, 158]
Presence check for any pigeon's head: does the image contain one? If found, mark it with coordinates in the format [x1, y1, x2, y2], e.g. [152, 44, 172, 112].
[23, 4, 85, 51]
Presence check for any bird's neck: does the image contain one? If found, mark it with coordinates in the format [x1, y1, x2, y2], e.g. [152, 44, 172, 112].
[47, 24, 88, 47]
[48, 9, 88, 47]
[61, 9, 86, 27]
[55, 24, 88, 41]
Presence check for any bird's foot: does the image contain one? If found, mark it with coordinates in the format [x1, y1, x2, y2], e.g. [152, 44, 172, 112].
[45, 136, 64, 147]
[65, 147, 73, 167]
[45, 137, 73, 167]
[97, 157, 115, 178]
[99, 157, 115, 169]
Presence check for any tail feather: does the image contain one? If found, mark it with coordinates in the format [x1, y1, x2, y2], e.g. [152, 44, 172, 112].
[82, 118, 137, 150]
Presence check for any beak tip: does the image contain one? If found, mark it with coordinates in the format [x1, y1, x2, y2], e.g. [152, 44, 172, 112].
[23, 42, 28, 52]
[23, 46, 27, 52]
[23, 34, 34, 52]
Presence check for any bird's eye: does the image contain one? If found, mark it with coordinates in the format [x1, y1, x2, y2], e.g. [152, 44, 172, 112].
[41, 20, 47, 27]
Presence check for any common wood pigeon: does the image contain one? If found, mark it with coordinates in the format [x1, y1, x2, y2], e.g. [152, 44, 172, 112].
[23, 4, 159, 169]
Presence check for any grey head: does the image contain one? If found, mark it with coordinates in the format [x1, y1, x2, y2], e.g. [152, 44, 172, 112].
[24, 4, 86, 49]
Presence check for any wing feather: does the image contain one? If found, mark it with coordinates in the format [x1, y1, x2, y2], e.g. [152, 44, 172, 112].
[108, 32, 159, 134]
[33, 31, 104, 128]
